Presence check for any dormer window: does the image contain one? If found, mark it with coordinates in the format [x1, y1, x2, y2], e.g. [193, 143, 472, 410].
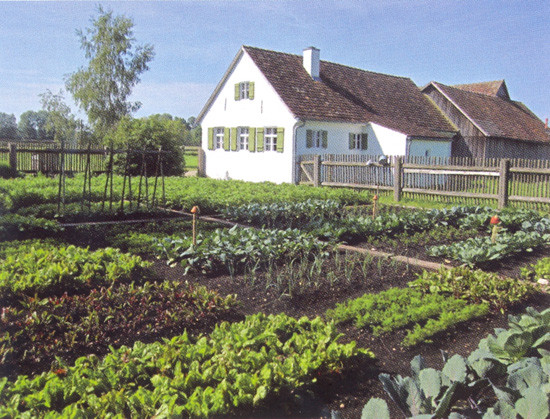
[234, 81, 255, 100]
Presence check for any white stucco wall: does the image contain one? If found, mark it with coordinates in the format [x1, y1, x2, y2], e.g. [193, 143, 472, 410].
[408, 138, 452, 158]
[200, 50, 297, 184]
[295, 121, 407, 157]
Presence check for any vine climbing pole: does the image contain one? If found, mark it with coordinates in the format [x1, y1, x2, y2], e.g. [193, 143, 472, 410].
[56, 140, 66, 215]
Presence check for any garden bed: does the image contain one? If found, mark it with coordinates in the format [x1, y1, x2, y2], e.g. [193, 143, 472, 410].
[2, 193, 550, 417]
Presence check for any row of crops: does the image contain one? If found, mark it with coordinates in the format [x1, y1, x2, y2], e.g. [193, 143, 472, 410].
[1, 174, 550, 416]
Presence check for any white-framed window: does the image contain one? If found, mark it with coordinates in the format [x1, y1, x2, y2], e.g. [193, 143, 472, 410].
[349, 133, 368, 150]
[235, 81, 254, 101]
[239, 82, 250, 100]
[238, 127, 249, 151]
[264, 127, 277, 151]
[306, 129, 327, 149]
[214, 127, 224, 149]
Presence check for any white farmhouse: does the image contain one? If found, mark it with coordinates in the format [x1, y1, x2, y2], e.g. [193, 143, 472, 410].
[197, 46, 457, 184]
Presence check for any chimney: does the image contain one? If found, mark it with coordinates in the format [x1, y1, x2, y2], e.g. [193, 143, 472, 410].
[303, 47, 320, 80]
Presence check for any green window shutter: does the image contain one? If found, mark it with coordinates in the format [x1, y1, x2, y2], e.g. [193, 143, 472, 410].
[208, 128, 214, 150]
[223, 128, 230, 150]
[361, 133, 368, 150]
[249, 82, 255, 100]
[322, 131, 328, 149]
[231, 128, 238, 151]
[306, 130, 313, 148]
[276, 127, 284, 153]
[234, 83, 240, 101]
[349, 133, 355, 149]
[256, 128, 264, 152]
[249, 127, 256, 152]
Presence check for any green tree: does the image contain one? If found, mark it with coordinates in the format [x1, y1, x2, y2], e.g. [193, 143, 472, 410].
[65, 6, 154, 139]
[112, 115, 185, 176]
[0, 112, 19, 140]
[39, 89, 77, 145]
[18, 110, 52, 141]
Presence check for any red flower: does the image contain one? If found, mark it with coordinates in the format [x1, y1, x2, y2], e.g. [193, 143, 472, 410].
[490, 215, 500, 225]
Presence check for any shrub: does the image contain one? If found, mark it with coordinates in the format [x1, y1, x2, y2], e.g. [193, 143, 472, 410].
[0, 162, 19, 179]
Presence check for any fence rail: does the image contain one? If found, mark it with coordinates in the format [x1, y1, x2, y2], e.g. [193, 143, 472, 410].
[1, 143, 173, 174]
[297, 154, 550, 209]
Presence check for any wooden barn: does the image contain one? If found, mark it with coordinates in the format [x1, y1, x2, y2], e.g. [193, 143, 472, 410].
[422, 80, 550, 159]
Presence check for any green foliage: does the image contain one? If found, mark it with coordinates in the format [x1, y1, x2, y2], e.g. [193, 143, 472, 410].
[0, 162, 19, 179]
[326, 286, 488, 346]
[111, 115, 185, 175]
[410, 267, 536, 311]
[0, 313, 372, 418]
[220, 199, 343, 229]
[364, 307, 550, 418]
[521, 257, 550, 282]
[1, 174, 371, 216]
[155, 226, 330, 275]
[478, 307, 550, 364]
[39, 89, 77, 144]
[0, 241, 150, 302]
[428, 231, 550, 267]
[65, 6, 154, 136]
[0, 214, 62, 241]
[1, 281, 238, 375]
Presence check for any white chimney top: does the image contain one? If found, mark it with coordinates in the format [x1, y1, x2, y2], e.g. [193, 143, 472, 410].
[303, 47, 320, 80]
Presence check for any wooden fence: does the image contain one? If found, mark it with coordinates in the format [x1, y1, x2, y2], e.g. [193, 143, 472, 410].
[0, 142, 198, 174]
[297, 154, 550, 209]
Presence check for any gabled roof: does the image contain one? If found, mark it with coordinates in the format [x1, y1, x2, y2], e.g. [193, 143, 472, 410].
[244, 46, 456, 138]
[198, 46, 457, 138]
[454, 80, 510, 99]
[426, 81, 550, 143]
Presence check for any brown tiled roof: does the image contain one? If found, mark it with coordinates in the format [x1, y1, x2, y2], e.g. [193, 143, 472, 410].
[454, 80, 509, 98]
[243, 46, 456, 138]
[431, 82, 549, 143]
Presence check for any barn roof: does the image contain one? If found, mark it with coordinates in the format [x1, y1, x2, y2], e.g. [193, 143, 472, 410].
[427, 81, 549, 143]
[453, 80, 510, 99]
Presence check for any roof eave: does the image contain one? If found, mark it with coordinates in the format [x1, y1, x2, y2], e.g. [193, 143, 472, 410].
[196, 47, 245, 125]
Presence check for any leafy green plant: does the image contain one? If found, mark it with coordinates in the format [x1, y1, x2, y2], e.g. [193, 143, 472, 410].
[0, 313, 373, 418]
[410, 266, 536, 311]
[1, 281, 238, 376]
[155, 226, 330, 275]
[326, 287, 488, 346]
[0, 214, 62, 241]
[428, 231, 550, 267]
[521, 256, 550, 282]
[0, 241, 151, 302]
[362, 307, 550, 418]
[219, 199, 343, 229]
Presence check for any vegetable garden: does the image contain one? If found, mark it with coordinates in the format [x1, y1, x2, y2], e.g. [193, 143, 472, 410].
[1, 173, 549, 418]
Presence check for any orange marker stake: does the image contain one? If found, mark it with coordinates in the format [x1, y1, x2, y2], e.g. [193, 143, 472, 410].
[490, 215, 500, 244]
[372, 195, 379, 218]
[191, 206, 200, 246]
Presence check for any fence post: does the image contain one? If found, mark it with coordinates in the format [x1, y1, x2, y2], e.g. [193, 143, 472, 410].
[313, 154, 321, 187]
[8, 143, 17, 172]
[197, 148, 206, 177]
[393, 156, 402, 202]
[498, 158, 510, 208]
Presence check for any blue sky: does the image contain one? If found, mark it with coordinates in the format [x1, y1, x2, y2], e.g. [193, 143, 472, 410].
[0, 0, 548, 124]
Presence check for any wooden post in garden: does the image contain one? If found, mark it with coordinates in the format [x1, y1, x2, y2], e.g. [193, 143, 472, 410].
[191, 206, 200, 246]
[8, 143, 17, 172]
[498, 159, 510, 209]
[313, 154, 321, 187]
[197, 148, 206, 177]
[393, 156, 402, 202]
